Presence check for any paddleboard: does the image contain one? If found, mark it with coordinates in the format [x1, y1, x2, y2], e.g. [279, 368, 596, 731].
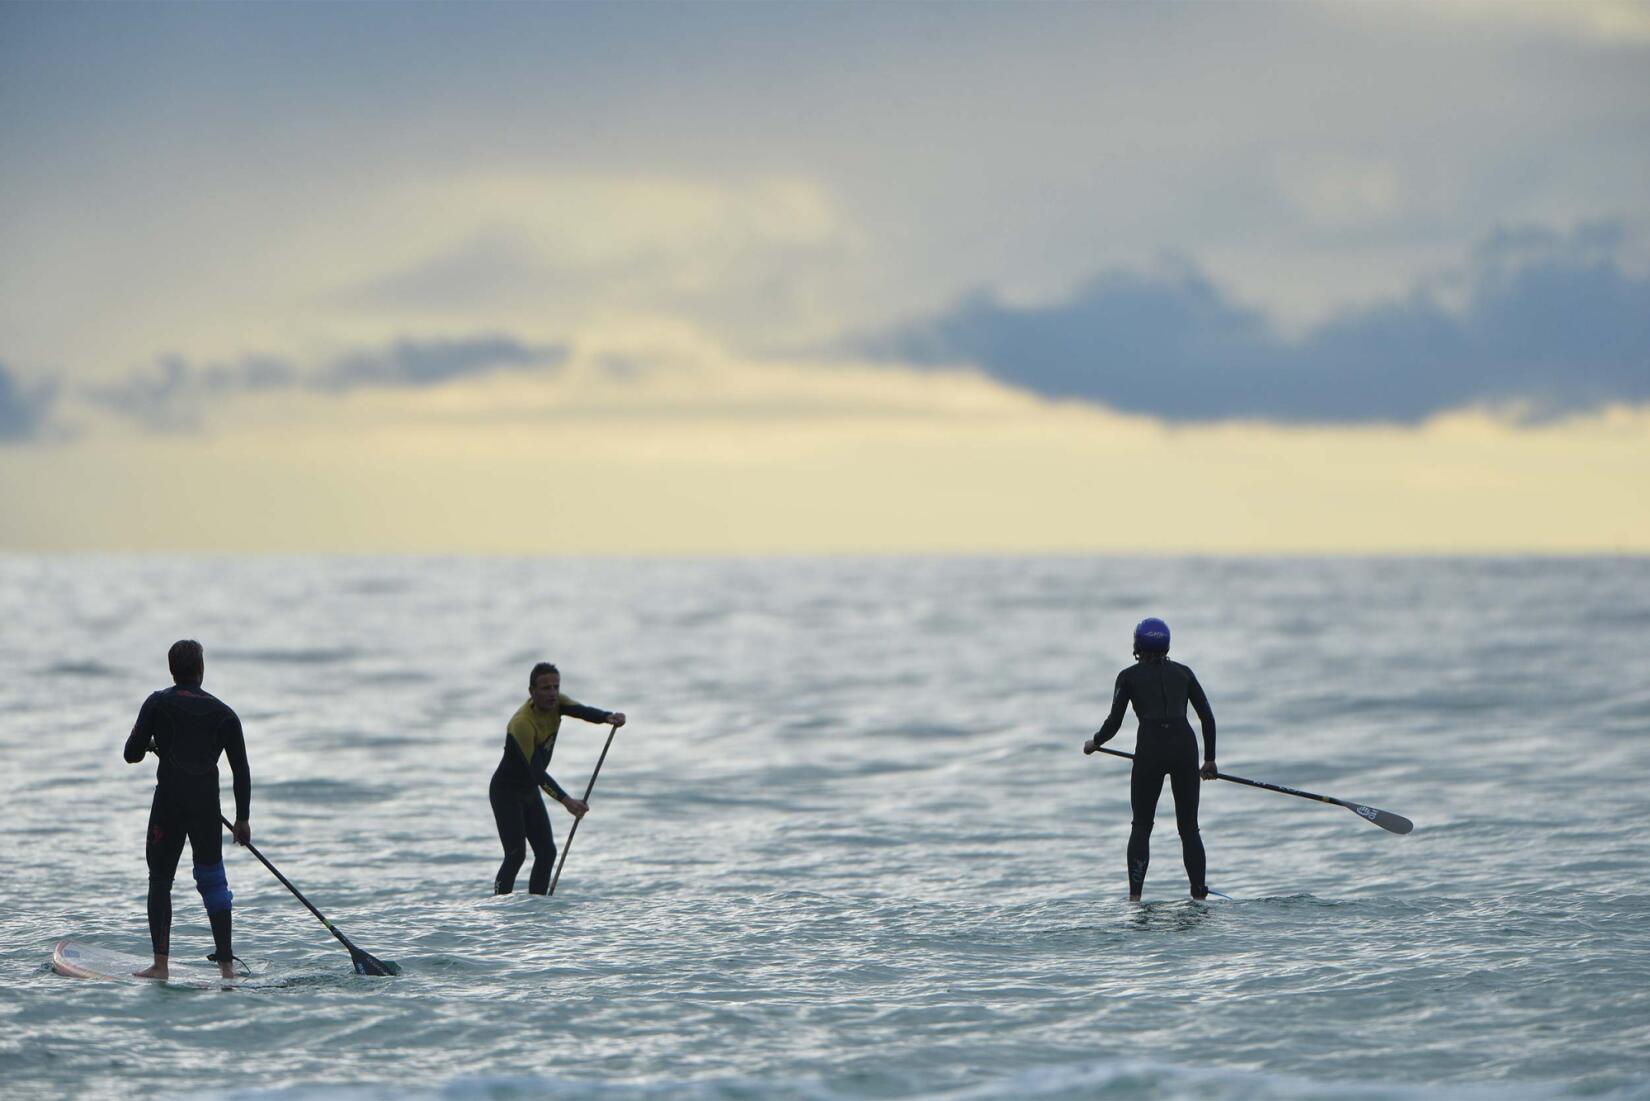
[1127, 888, 1234, 905]
[52, 939, 249, 986]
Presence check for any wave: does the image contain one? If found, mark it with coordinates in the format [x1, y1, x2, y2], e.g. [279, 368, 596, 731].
[194, 1058, 1650, 1101]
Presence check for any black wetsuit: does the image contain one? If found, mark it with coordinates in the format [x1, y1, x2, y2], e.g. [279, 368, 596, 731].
[123, 684, 250, 960]
[1093, 656, 1216, 897]
[488, 700, 611, 895]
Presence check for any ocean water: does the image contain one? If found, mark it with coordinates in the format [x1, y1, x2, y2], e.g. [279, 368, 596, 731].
[1, 555, 1647, 1101]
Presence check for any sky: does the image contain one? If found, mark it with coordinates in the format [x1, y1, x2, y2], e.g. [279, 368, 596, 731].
[2, 0, 1648, 553]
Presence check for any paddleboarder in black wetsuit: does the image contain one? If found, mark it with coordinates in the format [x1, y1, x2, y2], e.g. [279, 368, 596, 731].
[489, 662, 626, 895]
[1084, 618, 1218, 901]
[122, 640, 251, 979]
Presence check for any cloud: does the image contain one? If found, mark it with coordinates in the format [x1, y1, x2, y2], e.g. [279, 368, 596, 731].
[338, 174, 861, 344]
[318, 335, 563, 391]
[87, 335, 566, 431]
[858, 222, 1650, 424]
[85, 354, 299, 432]
[0, 361, 57, 442]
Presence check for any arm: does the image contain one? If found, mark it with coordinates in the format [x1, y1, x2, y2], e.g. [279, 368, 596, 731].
[1188, 671, 1216, 762]
[123, 697, 156, 763]
[538, 763, 585, 818]
[540, 774, 572, 803]
[506, 734, 573, 804]
[560, 702, 613, 725]
[221, 714, 252, 824]
[559, 693, 623, 727]
[1093, 670, 1132, 746]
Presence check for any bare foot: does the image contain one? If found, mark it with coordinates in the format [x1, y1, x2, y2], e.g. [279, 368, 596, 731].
[133, 960, 169, 980]
[217, 963, 237, 980]
[1127, 894, 1142, 903]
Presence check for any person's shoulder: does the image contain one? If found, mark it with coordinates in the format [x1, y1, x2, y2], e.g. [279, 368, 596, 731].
[184, 686, 238, 716]
[135, 689, 166, 721]
[1169, 659, 1198, 677]
[506, 699, 536, 729]
[147, 685, 191, 709]
[556, 692, 580, 709]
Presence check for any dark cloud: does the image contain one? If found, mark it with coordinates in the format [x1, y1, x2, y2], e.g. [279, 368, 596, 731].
[0, 361, 57, 442]
[859, 223, 1650, 423]
[88, 354, 299, 432]
[88, 335, 567, 431]
[318, 336, 563, 391]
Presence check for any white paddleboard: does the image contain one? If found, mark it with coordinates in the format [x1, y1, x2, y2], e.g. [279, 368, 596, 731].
[52, 939, 248, 986]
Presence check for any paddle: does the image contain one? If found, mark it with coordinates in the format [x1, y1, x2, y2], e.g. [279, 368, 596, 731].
[221, 815, 400, 975]
[547, 722, 619, 897]
[1092, 747, 1414, 835]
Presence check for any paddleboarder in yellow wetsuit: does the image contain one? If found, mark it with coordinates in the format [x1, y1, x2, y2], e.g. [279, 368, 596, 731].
[489, 662, 626, 894]
[122, 640, 252, 980]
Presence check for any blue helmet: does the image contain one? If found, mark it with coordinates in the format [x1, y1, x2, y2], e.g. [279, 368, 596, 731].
[1133, 617, 1171, 655]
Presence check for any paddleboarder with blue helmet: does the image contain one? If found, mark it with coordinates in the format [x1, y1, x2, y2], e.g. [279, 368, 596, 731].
[1084, 618, 1218, 901]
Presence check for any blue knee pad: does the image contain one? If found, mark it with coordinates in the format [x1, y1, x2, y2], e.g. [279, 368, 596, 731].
[192, 861, 233, 914]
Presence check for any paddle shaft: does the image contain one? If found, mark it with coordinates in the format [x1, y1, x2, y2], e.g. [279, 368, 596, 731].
[1096, 748, 1350, 805]
[219, 815, 373, 959]
[547, 722, 618, 897]
[1092, 746, 1411, 833]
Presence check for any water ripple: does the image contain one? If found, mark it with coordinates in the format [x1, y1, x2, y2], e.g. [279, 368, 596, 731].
[1, 556, 1647, 1101]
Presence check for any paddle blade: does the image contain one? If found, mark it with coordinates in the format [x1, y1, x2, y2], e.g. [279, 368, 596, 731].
[349, 947, 400, 976]
[1347, 802, 1414, 835]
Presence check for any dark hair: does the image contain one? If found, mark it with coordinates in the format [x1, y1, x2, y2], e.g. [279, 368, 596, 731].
[169, 639, 204, 684]
[529, 662, 560, 689]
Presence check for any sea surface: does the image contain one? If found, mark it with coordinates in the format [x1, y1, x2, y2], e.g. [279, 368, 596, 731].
[2, 555, 1647, 1101]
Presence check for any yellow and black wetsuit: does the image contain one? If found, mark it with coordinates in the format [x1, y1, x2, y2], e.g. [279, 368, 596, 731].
[488, 693, 613, 894]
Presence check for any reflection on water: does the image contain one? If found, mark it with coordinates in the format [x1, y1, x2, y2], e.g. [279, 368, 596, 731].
[1124, 899, 1220, 933]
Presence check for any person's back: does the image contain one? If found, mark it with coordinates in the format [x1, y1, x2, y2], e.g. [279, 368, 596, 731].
[1112, 658, 1207, 740]
[128, 683, 249, 798]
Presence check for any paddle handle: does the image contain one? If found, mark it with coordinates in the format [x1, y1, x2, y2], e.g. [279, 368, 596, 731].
[548, 722, 619, 897]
